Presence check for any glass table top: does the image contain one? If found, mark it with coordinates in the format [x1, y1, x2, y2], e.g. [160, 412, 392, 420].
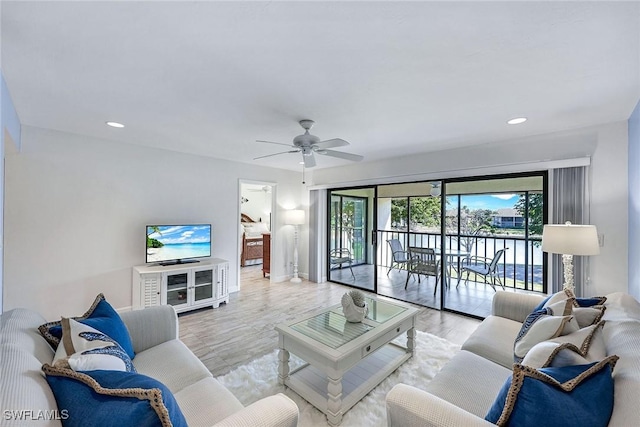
[290, 298, 407, 349]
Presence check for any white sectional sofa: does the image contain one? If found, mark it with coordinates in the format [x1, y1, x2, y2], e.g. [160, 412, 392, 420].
[1, 304, 299, 427]
[386, 291, 640, 426]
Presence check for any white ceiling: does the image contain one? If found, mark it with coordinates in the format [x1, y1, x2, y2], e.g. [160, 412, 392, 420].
[2, 1, 639, 171]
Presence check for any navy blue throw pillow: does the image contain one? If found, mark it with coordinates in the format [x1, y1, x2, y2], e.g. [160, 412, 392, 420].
[575, 296, 607, 307]
[485, 356, 618, 427]
[39, 293, 135, 359]
[43, 365, 187, 427]
[532, 295, 552, 312]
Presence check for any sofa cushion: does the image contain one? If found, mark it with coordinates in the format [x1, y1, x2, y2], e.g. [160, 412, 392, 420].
[485, 356, 618, 427]
[52, 318, 136, 372]
[132, 339, 212, 394]
[425, 350, 512, 418]
[38, 294, 135, 359]
[461, 315, 523, 368]
[521, 321, 606, 369]
[174, 377, 244, 427]
[43, 364, 187, 427]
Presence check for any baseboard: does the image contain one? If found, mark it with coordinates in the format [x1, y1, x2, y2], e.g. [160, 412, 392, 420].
[271, 273, 309, 283]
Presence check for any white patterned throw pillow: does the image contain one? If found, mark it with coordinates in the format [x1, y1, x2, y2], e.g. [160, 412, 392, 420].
[513, 298, 574, 363]
[52, 318, 135, 372]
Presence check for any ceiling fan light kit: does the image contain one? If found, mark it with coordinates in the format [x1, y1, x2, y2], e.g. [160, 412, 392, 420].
[430, 183, 441, 197]
[254, 119, 364, 169]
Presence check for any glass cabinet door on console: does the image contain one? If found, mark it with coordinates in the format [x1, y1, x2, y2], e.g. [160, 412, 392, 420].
[193, 268, 214, 302]
[165, 272, 189, 309]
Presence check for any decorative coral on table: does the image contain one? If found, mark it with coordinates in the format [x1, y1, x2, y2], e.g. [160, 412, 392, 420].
[341, 290, 369, 323]
[349, 290, 366, 308]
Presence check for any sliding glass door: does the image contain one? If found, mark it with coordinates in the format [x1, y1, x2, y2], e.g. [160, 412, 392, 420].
[443, 174, 547, 317]
[328, 188, 375, 290]
[376, 182, 443, 309]
[326, 172, 547, 319]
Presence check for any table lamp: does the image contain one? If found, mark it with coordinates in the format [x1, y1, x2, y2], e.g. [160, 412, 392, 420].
[541, 221, 600, 291]
[286, 209, 305, 283]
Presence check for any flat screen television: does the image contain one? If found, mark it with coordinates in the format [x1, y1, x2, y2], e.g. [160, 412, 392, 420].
[146, 224, 211, 265]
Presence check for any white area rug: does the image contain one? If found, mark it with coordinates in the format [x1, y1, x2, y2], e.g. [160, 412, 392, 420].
[216, 331, 460, 427]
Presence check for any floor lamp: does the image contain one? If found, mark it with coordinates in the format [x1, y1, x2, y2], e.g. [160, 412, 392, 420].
[541, 222, 600, 292]
[286, 209, 305, 283]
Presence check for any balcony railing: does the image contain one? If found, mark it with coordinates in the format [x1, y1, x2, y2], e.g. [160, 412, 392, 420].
[378, 229, 545, 293]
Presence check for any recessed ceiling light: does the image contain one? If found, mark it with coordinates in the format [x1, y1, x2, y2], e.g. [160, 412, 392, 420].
[299, 161, 305, 165]
[507, 117, 527, 125]
[106, 121, 125, 128]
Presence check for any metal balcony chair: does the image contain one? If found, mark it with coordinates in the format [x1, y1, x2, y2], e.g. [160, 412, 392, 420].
[405, 247, 440, 295]
[386, 239, 409, 276]
[330, 248, 355, 279]
[456, 248, 508, 291]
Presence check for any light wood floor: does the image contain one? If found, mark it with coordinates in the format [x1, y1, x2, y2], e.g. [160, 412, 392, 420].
[179, 265, 481, 377]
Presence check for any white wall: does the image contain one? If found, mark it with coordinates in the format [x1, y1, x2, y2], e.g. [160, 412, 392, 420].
[1, 71, 22, 313]
[310, 122, 629, 296]
[4, 126, 305, 320]
[588, 122, 628, 296]
[310, 128, 598, 187]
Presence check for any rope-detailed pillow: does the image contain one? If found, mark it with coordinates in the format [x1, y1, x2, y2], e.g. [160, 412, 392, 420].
[43, 364, 187, 427]
[533, 289, 607, 311]
[513, 299, 574, 363]
[534, 289, 607, 329]
[38, 293, 135, 359]
[521, 321, 607, 369]
[485, 355, 618, 427]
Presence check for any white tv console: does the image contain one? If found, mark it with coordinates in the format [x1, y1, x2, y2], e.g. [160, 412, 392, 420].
[132, 258, 229, 314]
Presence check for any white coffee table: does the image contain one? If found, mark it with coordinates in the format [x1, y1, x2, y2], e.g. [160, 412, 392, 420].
[275, 297, 419, 426]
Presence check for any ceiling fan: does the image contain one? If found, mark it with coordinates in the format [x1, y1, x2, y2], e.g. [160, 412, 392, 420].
[254, 120, 363, 168]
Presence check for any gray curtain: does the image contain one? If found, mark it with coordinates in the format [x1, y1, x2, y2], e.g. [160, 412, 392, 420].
[308, 189, 327, 283]
[550, 166, 590, 296]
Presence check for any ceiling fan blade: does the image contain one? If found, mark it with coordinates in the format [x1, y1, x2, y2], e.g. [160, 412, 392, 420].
[248, 186, 271, 192]
[318, 149, 364, 162]
[256, 140, 295, 148]
[253, 150, 299, 160]
[303, 153, 316, 168]
[315, 138, 349, 149]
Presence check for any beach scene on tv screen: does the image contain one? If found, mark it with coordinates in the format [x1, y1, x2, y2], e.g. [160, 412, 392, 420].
[146, 225, 211, 262]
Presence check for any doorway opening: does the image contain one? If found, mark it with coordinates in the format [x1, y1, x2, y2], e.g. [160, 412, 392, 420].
[239, 181, 275, 290]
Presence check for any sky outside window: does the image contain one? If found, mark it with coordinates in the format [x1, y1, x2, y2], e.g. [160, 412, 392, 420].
[457, 194, 519, 210]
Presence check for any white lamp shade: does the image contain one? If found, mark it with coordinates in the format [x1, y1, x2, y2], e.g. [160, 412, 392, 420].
[542, 223, 600, 256]
[285, 209, 305, 225]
